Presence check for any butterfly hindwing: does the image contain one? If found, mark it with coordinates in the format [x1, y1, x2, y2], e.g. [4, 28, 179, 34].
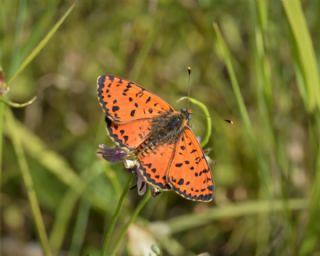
[168, 127, 214, 202]
[137, 143, 176, 190]
[97, 75, 174, 123]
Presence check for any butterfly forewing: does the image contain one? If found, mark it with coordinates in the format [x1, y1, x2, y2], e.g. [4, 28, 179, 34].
[105, 118, 152, 149]
[97, 75, 174, 123]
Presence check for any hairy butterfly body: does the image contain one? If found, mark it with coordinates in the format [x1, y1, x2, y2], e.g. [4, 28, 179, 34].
[97, 74, 214, 202]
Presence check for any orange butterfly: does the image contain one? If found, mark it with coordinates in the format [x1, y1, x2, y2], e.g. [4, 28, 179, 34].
[97, 75, 214, 202]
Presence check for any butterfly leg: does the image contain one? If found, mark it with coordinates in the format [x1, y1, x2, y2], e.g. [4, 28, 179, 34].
[131, 167, 161, 197]
[127, 166, 149, 196]
[150, 187, 161, 197]
[136, 169, 148, 196]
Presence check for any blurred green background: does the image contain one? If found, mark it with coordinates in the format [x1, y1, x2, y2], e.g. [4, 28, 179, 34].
[1, 0, 320, 255]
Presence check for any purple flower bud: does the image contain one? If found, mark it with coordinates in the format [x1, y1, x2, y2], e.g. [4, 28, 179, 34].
[97, 144, 161, 198]
[97, 144, 128, 162]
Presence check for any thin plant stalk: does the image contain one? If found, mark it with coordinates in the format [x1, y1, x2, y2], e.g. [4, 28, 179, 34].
[109, 191, 152, 256]
[0, 95, 37, 108]
[0, 103, 5, 176]
[8, 3, 75, 84]
[102, 175, 134, 255]
[177, 96, 212, 148]
[7, 110, 52, 256]
[167, 198, 307, 234]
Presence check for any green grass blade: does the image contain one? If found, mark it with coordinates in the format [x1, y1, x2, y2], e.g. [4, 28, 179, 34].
[212, 23, 272, 194]
[70, 200, 90, 256]
[0, 67, 7, 178]
[6, 110, 52, 256]
[7, 0, 28, 78]
[282, 0, 320, 111]
[0, 102, 6, 182]
[50, 161, 105, 252]
[50, 188, 80, 252]
[167, 198, 307, 234]
[251, 0, 294, 253]
[4, 116, 86, 193]
[212, 23, 253, 136]
[8, 3, 75, 83]
[4, 117, 114, 213]
[300, 116, 320, 255]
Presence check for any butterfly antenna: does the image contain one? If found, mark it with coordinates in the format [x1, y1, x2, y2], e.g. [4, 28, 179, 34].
[183, 67, 233, 126]
[187, 66, 192, 109]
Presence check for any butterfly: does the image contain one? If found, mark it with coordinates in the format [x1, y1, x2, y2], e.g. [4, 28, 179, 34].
[97, 74, 214, 202]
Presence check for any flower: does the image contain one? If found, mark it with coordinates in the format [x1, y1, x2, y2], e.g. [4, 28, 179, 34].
[97, 144, 128, 162]
[97, 144, 153, 197]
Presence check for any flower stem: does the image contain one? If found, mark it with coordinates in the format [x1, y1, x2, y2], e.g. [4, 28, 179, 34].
[101, 175, 133, 255]
[109, 190, 152, 256]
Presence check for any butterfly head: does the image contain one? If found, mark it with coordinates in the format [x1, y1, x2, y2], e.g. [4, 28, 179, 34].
[180, 108, 192, 121]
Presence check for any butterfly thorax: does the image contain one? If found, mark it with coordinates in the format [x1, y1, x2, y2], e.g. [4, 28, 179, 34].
[136, 111, 188, 156]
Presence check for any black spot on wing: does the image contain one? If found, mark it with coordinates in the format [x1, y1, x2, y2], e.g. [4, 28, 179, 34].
[178, 178, 184, 185]
[139, 163, 170, 190]
[104, 118, 128, 148]
[112, 106, 120, 112]
[207, 185, 214, 191]
[171, 184, 213, 202]
[190, 149, 197, 154]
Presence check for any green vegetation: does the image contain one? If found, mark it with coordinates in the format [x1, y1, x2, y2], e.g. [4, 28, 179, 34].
[1, 1, 319, 255]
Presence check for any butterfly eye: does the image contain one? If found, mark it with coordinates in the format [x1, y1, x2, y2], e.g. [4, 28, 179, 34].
[181, 108, 192, 120]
